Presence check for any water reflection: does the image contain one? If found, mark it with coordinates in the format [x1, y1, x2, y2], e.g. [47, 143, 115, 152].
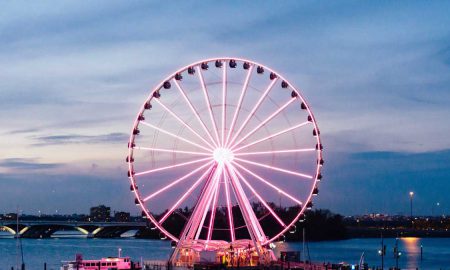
[400, 237, 421, 269]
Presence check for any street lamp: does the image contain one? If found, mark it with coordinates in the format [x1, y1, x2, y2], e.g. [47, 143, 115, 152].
[432, 202, 440, 217]
[409, 191, 414, 228]
[409, 192, 414, 218]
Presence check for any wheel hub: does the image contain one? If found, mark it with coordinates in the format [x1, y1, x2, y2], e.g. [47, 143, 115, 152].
[213, 148, 234, 164]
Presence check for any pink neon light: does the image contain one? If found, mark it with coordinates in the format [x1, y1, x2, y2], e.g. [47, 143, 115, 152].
[223, 169, 235, 242]
[233, 121, 310, 152]
[195, 165, 223, 240]
[230, 98, 296, 150]
[154, 99, 215, 150]
[221, 64, 227, 147]
[183, 164, 219, 241]
[234, 148, 315, 156]
[234, 157, 312, 179]
[229, 163, 286, 227]
[143, 161, 214, 202]
[206, 171, 221, 240]
[140, 121, 212, 152]
[232, 161, 303, 205]
[226, 78, 278, 148]
[159, 164, 215, 224]
[226, 164, 264, 241]
[173, 79, 218, 148]
[136, 146, 211, 156]
[197, 67, 221, 145]
[225, 65, 254, 147]
[135, 157, 212, 177]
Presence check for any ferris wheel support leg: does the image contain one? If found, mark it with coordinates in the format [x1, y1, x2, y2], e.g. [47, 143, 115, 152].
[193, 168, 222, 241]
[224, 169, 236, 242]
[226, 165, 267, 260]
[170, 165, 220, 265]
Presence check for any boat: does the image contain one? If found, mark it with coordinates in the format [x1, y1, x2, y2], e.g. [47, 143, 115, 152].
[61, 254, 142, 270]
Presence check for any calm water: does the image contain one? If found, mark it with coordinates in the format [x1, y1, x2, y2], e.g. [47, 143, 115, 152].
[0, 237, 449, 270]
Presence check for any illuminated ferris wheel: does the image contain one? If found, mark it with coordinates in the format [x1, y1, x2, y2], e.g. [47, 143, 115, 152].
[126, 57, 323, 263]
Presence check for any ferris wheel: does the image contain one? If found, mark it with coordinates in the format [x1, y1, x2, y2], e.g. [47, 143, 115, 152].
[127, 57, 323, 262]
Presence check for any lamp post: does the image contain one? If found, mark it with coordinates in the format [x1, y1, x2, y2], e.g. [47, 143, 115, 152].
[394, 237, 401, 270]
[409, 192, 414, 218]
[378, 233, 385, 270]
[409, 191, 414, 228]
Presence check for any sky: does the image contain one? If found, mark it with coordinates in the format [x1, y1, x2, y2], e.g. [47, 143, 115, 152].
[0, 1, 449, 216]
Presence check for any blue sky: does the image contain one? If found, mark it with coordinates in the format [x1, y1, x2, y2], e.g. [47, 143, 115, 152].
[0, 1, 449, 215]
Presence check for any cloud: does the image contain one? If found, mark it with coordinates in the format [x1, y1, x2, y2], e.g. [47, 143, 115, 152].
[1, 1, 450, 215]
[0, 172, 134, 215]
[0, 158, 62, 170]
[31, 132, 129, 146]
[437, 45, 450, 67]
[5, 128, 41, 135]
[316, 149, 450, 215]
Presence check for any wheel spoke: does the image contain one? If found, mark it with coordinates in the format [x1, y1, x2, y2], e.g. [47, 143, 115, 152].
[226, 78, 278, 148]
[173, 79, 218, 148]
[230, 98, 296, 150]
[221, 63, 227, 147]
[140, 121, 212, 152]
[230, 163, 286, 227]
[197, 67, 221, 146]
[143, 160, 214, 202]
[232, 161, 303, 205]
[234, 157, 312, 179]
[136, 146, 211, 156]
[233, 121, 310, 152]
[234, 148, 315, 156]
[223, 168, 235, 242]
[158, 164, 215, 224]
[225, 65, 254, 147]
[135, 157, 212, 177]
[154, 99, 215, 150]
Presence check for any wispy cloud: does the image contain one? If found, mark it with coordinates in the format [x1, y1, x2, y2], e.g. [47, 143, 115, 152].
[0, 158, 62, 170]
[31, 132, 129, 146]
[5, 128, 41, 135]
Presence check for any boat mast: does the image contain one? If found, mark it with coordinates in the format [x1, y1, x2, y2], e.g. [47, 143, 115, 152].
[16, 206, 24, 270]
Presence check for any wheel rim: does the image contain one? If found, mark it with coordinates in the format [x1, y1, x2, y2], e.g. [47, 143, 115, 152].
[127, 57, 323, 245]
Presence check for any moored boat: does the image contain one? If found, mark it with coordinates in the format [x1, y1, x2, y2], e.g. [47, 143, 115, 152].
[61, 254, 141, 270]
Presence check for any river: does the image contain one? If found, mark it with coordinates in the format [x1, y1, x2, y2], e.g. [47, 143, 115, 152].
[0, 237, 449, 270]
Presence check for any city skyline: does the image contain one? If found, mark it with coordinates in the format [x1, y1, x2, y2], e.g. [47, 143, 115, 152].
[0, 1, 449, 215]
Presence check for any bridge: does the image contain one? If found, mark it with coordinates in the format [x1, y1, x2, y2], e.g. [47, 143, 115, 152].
[0, 220, 149, 238]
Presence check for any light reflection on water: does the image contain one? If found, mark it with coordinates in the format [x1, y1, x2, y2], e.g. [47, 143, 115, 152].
[276, 237, 450, 269]
[0, 237, 449, 269]
[400, 237, 421, 269]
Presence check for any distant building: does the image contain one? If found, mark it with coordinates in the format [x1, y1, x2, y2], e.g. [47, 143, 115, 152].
[114, 211, 131, 222]
[90, 205, 111, 222]
[2, 213, 17, 220]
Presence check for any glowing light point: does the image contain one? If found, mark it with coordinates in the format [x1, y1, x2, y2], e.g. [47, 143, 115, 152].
[213, 148, 234, 163]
